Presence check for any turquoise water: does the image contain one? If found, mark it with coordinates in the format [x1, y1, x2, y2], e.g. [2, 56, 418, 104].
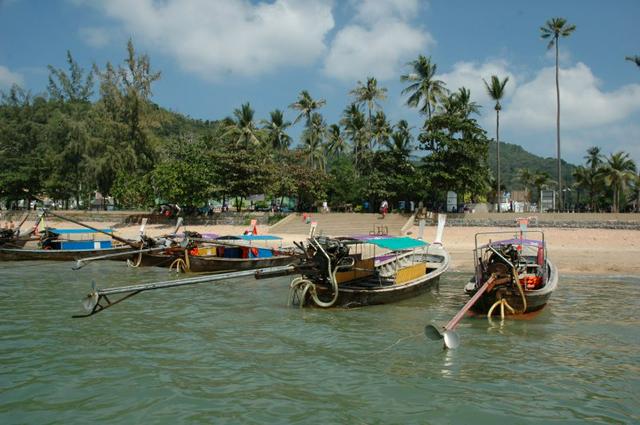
[1, 262, 638, 424]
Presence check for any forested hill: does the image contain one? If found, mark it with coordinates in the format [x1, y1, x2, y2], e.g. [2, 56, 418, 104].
[488, 140, 577, 191]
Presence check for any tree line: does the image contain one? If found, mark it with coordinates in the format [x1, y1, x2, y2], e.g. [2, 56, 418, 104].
[1, 22, 638, 214]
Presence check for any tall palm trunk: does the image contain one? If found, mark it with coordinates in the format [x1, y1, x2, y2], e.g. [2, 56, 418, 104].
[496, 109, 501, 212]
[555, 39, 562, 210]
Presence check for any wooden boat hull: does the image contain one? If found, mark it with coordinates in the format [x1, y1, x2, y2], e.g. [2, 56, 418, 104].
[0, 246, 137, 261]
[464, 260, 558, 315]
[187, 253, 300, 273]
[309, 246, 450, 308]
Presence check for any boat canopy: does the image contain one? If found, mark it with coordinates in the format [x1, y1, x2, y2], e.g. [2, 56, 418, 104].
[481, 238, 544, 249]
[49, 228, 113, 234]
[366, 236, 427, 250]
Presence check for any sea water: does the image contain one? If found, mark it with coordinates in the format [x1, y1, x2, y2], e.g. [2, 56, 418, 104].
[1, 261, 638, 424]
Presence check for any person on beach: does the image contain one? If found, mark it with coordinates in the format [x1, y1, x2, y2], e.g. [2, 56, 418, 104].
[380, 200, 388, 218]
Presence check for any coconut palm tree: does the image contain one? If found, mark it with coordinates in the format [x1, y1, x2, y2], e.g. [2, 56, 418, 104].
[585, 146, 603, 170]
[603, 151, 637, 212]
[517, 168, 534, 203]
[626, 55, 640, 68]
[225, 102, 261, 147]
[340, 103, 368, 171]
[350, 77, 387, 123]
[540, 17, 576, 210]
[326, 124, 348, 158]
[533, 171, 554, 206]
[483, 75, 509, 212]
[261, 109, 292, 151]
[400, 55, 447, 120]
[370, 111, 392, 150]
[289, 90, 326, 126]
[581, 146, 605, 211]
[437, 87, 481, 119]
[384, 120, 414, 157]
[301, 113, 327, 171]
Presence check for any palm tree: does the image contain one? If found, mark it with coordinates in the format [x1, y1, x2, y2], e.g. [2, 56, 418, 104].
[289, 90, 326, 126]
[603, 151, 637, 212]
[533, 171, 555, 206]
[301, 113, 327, 171]
[483, 75, 509, 212]
[626, 55, 640, 68]
[225, 102, 261, 147]
[585, 146, 603, 170]
[583, 146, 604, 211]
[385, 120, 414, 157]
[517, 168, 534, 203]
[261, 109, 292, 151]
[326, 124, 348, 158]
[340, 103, 368, 171]
[370, 111, 392, 149]
[540, 17, 576, 210]
[350, 77, 387, 123]
[400, 55, 447, 120]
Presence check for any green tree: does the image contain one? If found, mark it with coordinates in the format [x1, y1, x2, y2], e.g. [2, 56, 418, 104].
[261, 109, 291, 151]
[341, 103, 368, 171]
[384, 120, 414, 157]
[370, 110, 392, 150]
[419, 100, 491, 204]
[532, 171, 554, 204]
[326, 124, 348, 158]
[603, 151, 636, 212]
[300, 113, 327, 171]
[225, 102, 262, 147]
[90, 39, 161, 199]
[540, 17, 576, 210]
[350, 77, 387, 118]
[582, 146, 605, 211]
[47, 51, 94, 103]
[483, 75, 509, 212]
[289, 90, 326, 126]
[517, 168, 534, 202]
[400, 55, 447, 119]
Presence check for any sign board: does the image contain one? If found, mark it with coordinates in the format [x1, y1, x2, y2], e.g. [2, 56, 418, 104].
[540, 190, 556, 212]
[446, 191, 457, 213]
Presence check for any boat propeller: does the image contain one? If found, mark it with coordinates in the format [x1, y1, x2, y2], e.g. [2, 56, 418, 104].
[425, 275, 498, 349]
[82, 281, 99, 312]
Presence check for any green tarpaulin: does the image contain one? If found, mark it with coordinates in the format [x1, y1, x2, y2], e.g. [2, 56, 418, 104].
[367, 237, 427, 250]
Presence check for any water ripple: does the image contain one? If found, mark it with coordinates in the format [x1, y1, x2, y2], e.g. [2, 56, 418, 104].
[0, 263, 638, 424]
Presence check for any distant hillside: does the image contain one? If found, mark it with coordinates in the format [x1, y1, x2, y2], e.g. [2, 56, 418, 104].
[148, 103, 223, 139]
[488, 140, 576, 191]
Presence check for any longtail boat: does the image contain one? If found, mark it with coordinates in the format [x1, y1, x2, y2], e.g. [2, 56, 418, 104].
[463, 229, 558, 317]
[0, 213, 36, 248]
[275, 234, 449, 308]
[0, 228, 136, 261]
[185, 235, 301, 273]
[426, 218, 558, 349]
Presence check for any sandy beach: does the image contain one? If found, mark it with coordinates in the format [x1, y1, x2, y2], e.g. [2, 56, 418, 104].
[18, 218, 640, 276]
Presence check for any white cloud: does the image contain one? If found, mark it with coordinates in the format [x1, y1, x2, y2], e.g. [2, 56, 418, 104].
[353, 0, 420, 24]
[0, 65, 24, 88]
[79, 27, 111, 48]
[89, 0, 334, 79]
[323, 20, 432, 82]
[503, 62, 640, 131]
[323, 0, 432, 82]
[439, 60, 518, 106]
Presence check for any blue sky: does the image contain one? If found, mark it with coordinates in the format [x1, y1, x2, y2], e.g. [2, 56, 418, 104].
[1, 0, 639, 165]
